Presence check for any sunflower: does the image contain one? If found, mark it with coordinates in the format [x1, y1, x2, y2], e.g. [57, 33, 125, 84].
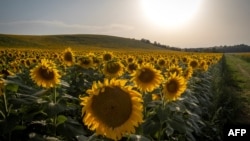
[24, 58, 32, 68]
[103, 61, 124, 78]
[92, 57, 102, 68]
[189, 59, 199, 70]
[137, 58, 143, 65]
[181, 56, 189, 63]
[152, 93, 161, 101]
[62, 48, 74, 66]
[162, 73, 187, 101]
[30, 59, 61, 88]
[20, 59, 25, 66]
[131, 63, 163, 92]
[127, 56, 134, 63]
[126, 62, 138, 73]
[1, 69, 15, 79]
[77, 56, 93, 69]
[183, 67, 193, 80]
[199, 60, 209, 71]
[165, 64, 183, 78]
[80, 79, 143, 141]
[157, 58, 166, 69]
[102, 51, 113, 61]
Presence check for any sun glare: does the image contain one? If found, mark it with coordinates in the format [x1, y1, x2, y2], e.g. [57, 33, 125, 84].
[140, 0, 203, 28]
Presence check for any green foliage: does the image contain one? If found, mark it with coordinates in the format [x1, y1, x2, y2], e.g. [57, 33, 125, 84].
[0, 34, 168, 51]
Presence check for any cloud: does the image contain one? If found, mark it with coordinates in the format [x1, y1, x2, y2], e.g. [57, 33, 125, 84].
[0, 20, 134, 35]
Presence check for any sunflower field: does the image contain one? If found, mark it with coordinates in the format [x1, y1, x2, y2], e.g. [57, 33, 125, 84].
[0, 47, 223, 141]
[236, 53, 250, 63]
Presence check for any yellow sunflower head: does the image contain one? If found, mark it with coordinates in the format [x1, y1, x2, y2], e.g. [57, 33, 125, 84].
[80, 78, 143, 141]
[61, 47, 74, 66]
[183, 67, 193, 80]
[152, 93, 161, 101]
[189, 59, 199, 70]
[126, 62, 138, 74]
[137, 58, 143, 65]
[20, 59, 25, 66]
[77, 56, 93, 69]
[30, 58, 38, 64]
[165, 64, 183, 78]
[199, 60, 209, 72]
[127, 56, 134, 63]
[24, 58, 32, 68]
[131, 63, 163, 92]
[157, 58, 166, 69]
[92, 57, 102, 67]
[181, 56, 189, 63]
[103, 61, 124, 78]
[102, 51, 113, 61]
[162, 73, 187, 102]
[30, 59, 61, 88]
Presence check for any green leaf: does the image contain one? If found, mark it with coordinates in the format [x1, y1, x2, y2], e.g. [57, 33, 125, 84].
[13, 125, 26, 131]
[56, 115, 67, 126]
[168, 119, 186, 133]
[142, 115, 161, 135]
[165, 124, 174, 136]
[44, 102, 66, 117]
[128, 134, 151, 141]
[157, 107, 169, 123]
[6, 83, 19, 92]
[56, 117, 87, 139]
[75, 135, 88, 141]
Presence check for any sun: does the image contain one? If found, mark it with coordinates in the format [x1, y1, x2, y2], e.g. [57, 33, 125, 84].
[140, 0, 203, 28]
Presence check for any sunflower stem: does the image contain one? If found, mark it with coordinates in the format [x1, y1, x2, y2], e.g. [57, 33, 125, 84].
[53, 87, 57, 135]
[54, 87, 57, 104]
[2, 86, 8, 118]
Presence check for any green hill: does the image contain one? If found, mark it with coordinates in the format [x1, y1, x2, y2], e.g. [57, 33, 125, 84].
[0, 34, 167, 50]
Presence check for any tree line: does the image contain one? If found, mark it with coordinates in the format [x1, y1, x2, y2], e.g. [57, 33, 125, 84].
[140, 38, 250, 53]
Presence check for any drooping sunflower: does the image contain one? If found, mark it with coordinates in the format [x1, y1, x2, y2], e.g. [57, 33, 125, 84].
[103, 61, 124, 78]
[61, 48, 74, 66]
[30, 59, 61, 88]
[131, 63, 163, 92]
[80, 78, 143, 141]
[162, 73, 187, 101]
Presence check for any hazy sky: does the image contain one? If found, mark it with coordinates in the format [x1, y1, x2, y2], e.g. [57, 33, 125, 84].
[0, 0, 249, 48]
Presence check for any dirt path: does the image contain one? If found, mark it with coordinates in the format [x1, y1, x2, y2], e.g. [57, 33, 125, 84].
[226, 55, 250, 124]
[237, 64, 250, 79]
[236, 63, 250, 124]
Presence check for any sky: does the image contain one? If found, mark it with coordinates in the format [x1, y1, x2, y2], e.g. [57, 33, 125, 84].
[0, 0, 249, 48]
